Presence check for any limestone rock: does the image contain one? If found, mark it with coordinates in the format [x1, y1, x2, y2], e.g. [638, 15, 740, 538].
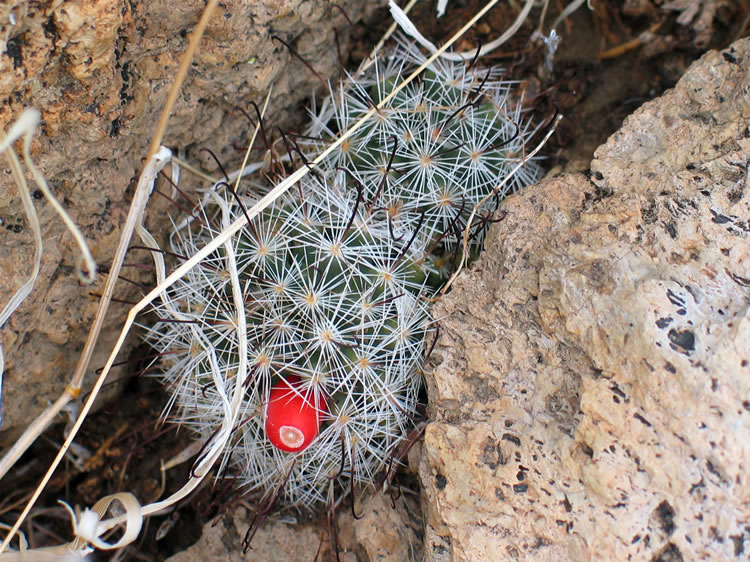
[420, 39, 750, 560]
[164, 489, 421, 561]
[351, 491, 424, 562]
[165, 507, 324, 562]
[0, 0, 383, 432]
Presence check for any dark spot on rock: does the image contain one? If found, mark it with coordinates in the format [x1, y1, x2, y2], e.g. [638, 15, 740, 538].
[119, 62, 134, 104]
[516, 471, 526, 481]
[481, 439, 504, 469]
[610, 384, 626, 399]
[711, 209, 732, 224]
[512, 483, 528, 494]
[730, 533, 745, 556]
[6, 224, 22, 233]
[689, 478, 705, 495]
[654, 500, 676, 536]
[656, 317, 673, 329]
[706, 460, 723, 481]
[533, 536, 550, 549]
[504, 419, 513, 428]
[727, 185, 744, 203]
[110, 118, 122, 137]
[43, 15, 57, 38]
[651, 542, 683, 561]
[436, 473, 447, 490]
[432, 542, 449, 555]
[721, 248, 731, 256]
[632, 534, 641, 544]
[495, 487, 505, 501]
[727, 271, 750, 287]
[711, 378, 718, 391]
[664, 221, 678, 239]
[563, 496, 572, 512]
[722, 51, 738, 64]
[31, 190, 43, 200]
[633, 412, 652, 427]
[581, 444, 593, 457]
[593, 171, 603, 181]
[668, 329, 695, 352]
[6, 36, 23, 69]
[547, 394, 563, 412]
[641, 200, 658, 224]
[502, 433, 521, 447]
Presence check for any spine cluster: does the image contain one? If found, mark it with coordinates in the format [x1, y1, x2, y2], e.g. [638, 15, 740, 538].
[146, 41, 542, 510]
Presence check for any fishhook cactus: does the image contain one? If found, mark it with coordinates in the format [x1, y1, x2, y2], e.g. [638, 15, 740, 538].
[146, 41, 543, 510]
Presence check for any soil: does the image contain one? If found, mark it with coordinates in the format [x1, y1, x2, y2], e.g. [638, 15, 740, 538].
[1, 1, 746, 560]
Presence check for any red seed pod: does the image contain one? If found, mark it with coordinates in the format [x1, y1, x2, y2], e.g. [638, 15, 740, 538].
[265, 376, 326, 452]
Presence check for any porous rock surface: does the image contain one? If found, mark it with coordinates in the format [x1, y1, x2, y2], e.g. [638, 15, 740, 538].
[165, 506, 325, 562]
[165, 490, 422, 561]
[347, 490, 424, 561]
[0, 0, 382, 432]
[420, 39, 750, 560]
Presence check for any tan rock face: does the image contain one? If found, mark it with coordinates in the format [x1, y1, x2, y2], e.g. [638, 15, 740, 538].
[163, 490, 421, 561]
[420, 39, 750, 560]
[165, 506, 324, 562]
[0, 0, 382, 431]
[352, 491, 424, 562]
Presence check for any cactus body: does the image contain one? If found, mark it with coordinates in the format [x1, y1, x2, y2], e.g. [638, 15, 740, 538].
[146, 42, 542, 510]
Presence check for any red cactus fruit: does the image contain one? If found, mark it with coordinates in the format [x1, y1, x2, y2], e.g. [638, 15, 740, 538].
[265, 376, 326, 452]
